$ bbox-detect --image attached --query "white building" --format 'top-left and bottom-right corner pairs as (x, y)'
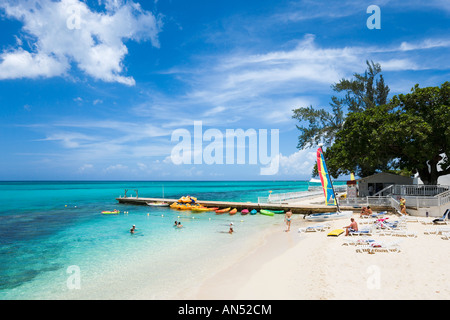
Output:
(357, 172), (414, 197)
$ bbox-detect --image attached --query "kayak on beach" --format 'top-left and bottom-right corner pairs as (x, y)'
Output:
(260, 209), (275, 216)
(190, 207), (218, 212)
(216, 207), (231, 214)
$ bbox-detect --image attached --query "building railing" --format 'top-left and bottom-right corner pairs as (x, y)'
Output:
(259, 184), (450, 211)
(340, 196), (392, 207)
(374, 184), (450, 197)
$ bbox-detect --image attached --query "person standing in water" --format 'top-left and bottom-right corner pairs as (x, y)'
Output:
(130, 225), (136, 234)
(285, 209), (293, 232)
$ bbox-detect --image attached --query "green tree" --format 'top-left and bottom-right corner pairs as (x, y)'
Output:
(292, 60), (389, 150)
(326, 82), (450, 184)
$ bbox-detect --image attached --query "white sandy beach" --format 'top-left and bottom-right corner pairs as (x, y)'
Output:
(182, 211), (450, 300)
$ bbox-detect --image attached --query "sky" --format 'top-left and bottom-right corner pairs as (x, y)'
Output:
(0, 0), (449, 181)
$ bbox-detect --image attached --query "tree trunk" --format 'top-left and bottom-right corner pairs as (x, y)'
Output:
(418, 160), (439, 185)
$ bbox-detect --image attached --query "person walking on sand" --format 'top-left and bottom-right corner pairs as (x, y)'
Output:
(344, 218), (358, 236)
(285, 209), (293, 232)
(400, 198), (407, 215)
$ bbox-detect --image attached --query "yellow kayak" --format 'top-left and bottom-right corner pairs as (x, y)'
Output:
(101, 210), (120, 215)
(191, 207), (218, 212)
(327, 229), (345, 237)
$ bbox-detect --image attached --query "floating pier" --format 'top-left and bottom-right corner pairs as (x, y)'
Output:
(116, 196), (393, 214)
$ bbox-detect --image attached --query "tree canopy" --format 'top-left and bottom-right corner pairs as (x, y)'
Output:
(292, 61), (449, 185)
(292, 61), (389, 150)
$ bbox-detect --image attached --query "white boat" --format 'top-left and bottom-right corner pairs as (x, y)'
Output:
(146, 186), (170, 207)
(146, 202), (170, 207)
(306, 210), (353, 222)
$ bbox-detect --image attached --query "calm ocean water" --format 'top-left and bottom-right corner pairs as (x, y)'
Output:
(0, 180), (339, 299)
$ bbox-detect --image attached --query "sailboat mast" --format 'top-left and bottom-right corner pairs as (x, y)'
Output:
(318, 145), (341, 212)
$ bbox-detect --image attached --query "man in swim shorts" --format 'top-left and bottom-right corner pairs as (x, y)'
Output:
(344, 218), (358, 236)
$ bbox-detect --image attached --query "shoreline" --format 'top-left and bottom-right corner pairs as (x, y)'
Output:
(178, 213), (450, 300)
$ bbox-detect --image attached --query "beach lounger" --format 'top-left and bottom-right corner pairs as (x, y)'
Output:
(298, 223), (331, 233)
(349, 226), (374, 236)
(419, 218), (434, 225)
(355, 240), (402, 253)
(424, 227), (450, 235)
(359, 218), (376, 225)
(441, 232), (450, 240)
(342, 238), (375, 246)
(424, 228), (438, 235)
(433, 209), (449, 225)
(399, 216), (418, 222)
(370, 211), (387, 218)
(437, 227), (450, 235)
(389, 230), (417, 238)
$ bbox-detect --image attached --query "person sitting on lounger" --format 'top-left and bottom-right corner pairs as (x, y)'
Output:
(344, 218), (358, 236)
(360, 207), (368, 218)
(360, 206), (373, 218)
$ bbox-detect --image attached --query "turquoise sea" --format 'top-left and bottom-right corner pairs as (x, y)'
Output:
(0, 180), (341, 299)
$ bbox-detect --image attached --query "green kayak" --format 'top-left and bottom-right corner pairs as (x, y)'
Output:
(260, 209), (275, 216)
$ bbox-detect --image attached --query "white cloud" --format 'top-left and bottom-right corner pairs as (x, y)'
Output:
(0, 0), (162, 85)
(105, 164), (128, 171)
(0, 49), (68, 80)
(144, 33), (450, 126)
(278, 149), (316, 177)
(78, 163), (94, 172)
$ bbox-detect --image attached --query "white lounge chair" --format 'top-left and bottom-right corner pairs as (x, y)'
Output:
(355, 240), (402, 253)
(424, 227), (450, 235)
(441, 232), (450, 240)
(343, 238), (375, 246)
(433, 209), (449, 225)
(437, 227), (450, 235)
(349, 226), (374, 236)
(419, 218), (434, 225)
(298, 223), (331, 233)
(424, 228), (438, 235)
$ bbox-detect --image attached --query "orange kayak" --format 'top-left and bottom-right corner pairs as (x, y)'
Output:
(215, 207), (231, 214)
(229, 208), (237, 215)
(191, 207), (218, 212)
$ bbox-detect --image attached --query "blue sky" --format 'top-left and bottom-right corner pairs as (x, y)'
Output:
(0, 0), (449, 181)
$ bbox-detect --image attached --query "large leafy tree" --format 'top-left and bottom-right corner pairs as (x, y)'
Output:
(292, 60), (389, 150)
(325, 82), (450, 184)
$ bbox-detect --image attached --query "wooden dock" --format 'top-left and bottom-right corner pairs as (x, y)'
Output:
(116, 197), (393, 214)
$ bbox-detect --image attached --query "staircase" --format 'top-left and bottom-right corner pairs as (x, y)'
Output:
(373, 184), (450, 217)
